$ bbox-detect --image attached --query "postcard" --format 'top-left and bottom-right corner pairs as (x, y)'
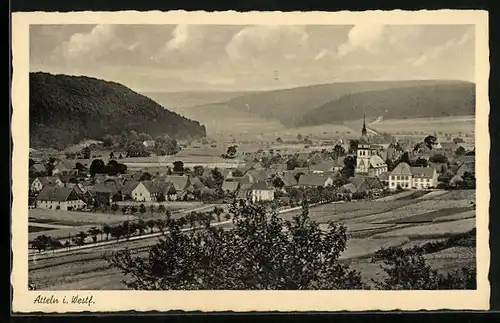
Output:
(11, 10), (490, 312)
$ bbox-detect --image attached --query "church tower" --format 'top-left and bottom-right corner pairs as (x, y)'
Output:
(356, 115), (372, 175)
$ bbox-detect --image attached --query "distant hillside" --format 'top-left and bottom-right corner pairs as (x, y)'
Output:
(223, 80), (468, 126)
(297, 82), (475, 127)
(142, 90), (256, 110)
(30, 72), (206, 149)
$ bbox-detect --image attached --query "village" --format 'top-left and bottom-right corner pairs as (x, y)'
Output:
(27, 116), (476, 254)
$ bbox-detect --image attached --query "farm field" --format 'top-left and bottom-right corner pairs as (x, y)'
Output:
(369, 116), (475, 136)
(29, 189), (477, 290)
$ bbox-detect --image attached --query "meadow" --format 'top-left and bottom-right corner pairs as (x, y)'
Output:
(28, 189), (477, 290)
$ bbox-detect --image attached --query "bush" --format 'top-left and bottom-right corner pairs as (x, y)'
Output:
(106, 201), (365, 290)
(372, 246), (476, 290)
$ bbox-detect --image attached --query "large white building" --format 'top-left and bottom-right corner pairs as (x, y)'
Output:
(251, 181), (275, 203)
(388, 162), (438, 190)
(355, 116), (388, 177)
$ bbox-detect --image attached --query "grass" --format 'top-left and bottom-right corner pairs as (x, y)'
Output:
(432, 210), (475, 223)
(339, 237), (410, 260)
(435, 190), (476, 201)
(372, 218), (476, 239)
(396, 190), (430, 200)
(29, 226), (55, 233)
(383, 206), (474, 224)
(29, 209), (138, 226)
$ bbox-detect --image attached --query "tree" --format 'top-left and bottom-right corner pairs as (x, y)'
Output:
(88, 227), (101, 243)
(155, 219), (166, 234)
(158, 204), (166, 214)
(106, 160), (127, 176)
(121, 206), (128, 215)
(226, 146), (237, 158)
(131, 206), (138, 214)
(341, 155), (356, 179)
(332, 144), (346, 159)
(82, 146), (92, 159)
(140, 172), (152, 181)
(193, 166), (204, 177)
(109, 152), (115, 159)
(455, 146), (466, 156)
(413, 157), (428, 168)
(106, 201), (364, 290)
(72, 231), (88, 246)
(286, 158), (299, 170)
(276, 137), (283, 144)
(423, 135), (438, 149)
(103, 224), (112, 240)
(372, 246), (475, 290)
(232, 169), (244, 177)
(173, 161), (184, 174)
(211, 168), (225, 188)
(297, 134), (303, 141)
(146, 219), (156, 233)
(136, 219), (146, 235)
(139, 204), (147, 217)
(272, 176), (285, 189)
(348, 140), (359, 154)
(102, 135), (114, 148)
(429, 154), (448, 164)
(89, 159), (106, 176)
(149, 205), (156, 216)
(453, 137), (465, 144)
(213, 206), (224, 223)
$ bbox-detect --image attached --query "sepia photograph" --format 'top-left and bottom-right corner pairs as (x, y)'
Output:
(11, 10), (489, 312)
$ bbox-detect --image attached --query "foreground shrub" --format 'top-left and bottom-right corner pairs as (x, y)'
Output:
(372, 246), (476, 290)
(106, 201), (365, 290)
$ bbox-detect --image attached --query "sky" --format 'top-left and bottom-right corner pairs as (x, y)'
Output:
(30, 24), (475, 92)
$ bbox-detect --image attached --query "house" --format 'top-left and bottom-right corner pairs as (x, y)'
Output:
(251, 181), (275, 203)
(222, 181), (239, 194)
(336, 183), (357, 198)
(29, 164), (47, 175)
(36, 185), (87, 211)
(310, 160), (339, 174)
(276, 172), (298, 187)
(450, 175), (464, 187)
(297, 174), (334, 187)
(121, 180), (141, 200)
(91, 179), (124, 205)
(131, 181), (174, 202)
(454, 161), (475, 177)
(164, 175), (192, 194)
(388, 162), (438, 190)
(30, 176), (63, 193)
(237, 183), (252, 200)
(349, 176), (384, 192)
(440, 141), (459, 155)
(52, 159), (76, 175)
(309, 153), (325, 165)
(295, 152), (310, 165)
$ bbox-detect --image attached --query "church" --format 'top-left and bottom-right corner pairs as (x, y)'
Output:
(355, 116), (388, 177)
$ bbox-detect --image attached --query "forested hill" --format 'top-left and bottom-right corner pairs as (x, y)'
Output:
(29, 72), (206, 149)
(296, 82), (475, 127)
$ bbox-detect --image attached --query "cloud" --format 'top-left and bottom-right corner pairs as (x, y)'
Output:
(165, 25), (190, 51)
(225, 25), (309, 61)
(412, 30), (473, 66)
(337, 24), (385, 58)
(59, 25), (116, 60)
(314, 49), (327, 61)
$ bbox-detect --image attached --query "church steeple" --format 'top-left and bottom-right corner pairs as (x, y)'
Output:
(361, 114), (367, 137)
(360, 114), (369, 144)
